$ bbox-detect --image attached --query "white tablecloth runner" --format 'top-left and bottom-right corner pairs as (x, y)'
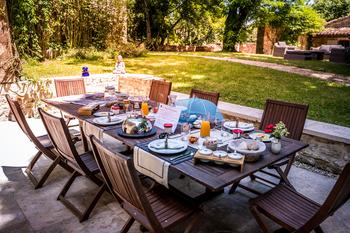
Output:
(133, 147), (170, 188)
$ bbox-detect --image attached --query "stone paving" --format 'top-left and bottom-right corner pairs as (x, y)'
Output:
(197, 56), (350, 86)
(0, 119), (349, 233)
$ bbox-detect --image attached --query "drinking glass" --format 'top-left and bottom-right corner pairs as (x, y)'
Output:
(168, 94), (177, 106)
(230, 139), (242, 156)
(141, 102), (149, 116)
(123, 99), (130, 113)
(200, 120), (211, 138)
(181, 123), (190, 141)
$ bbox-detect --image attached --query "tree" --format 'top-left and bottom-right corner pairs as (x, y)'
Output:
(223, 0), (261, 51)
(313, 0), (350, 21)
(0, 0), (21, 84)
(256, 0), (324, 44)
(128, 0), (223, 49)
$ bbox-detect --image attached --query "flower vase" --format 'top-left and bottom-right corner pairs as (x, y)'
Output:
(271, 138), (282, 154)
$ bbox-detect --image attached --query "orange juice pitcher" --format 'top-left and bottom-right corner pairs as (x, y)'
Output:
(141, 102), (149, 116)
(200, 120), (211, 138)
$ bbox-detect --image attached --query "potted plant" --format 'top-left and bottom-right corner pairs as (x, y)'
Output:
(266, 121), (289, 154)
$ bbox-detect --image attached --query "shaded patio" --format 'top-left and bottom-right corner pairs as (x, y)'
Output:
(1, 119), (349, 233)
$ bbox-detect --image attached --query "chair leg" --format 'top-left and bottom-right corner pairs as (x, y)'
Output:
(120, 216), (135, 233)
(228, 181), (240, 194)
(314, 226), (324, 233)
(79, 183), (106, 222)
(250, 174), (256, 181)
(58, 171), (81, 199)
(184, 213), (200, 233)
(283, 154), (295, 178)
(27, 151), (42, 170)
(25, 151), (60, 189)
(58, 171), (105, 222)
(249, 205), (273, 233)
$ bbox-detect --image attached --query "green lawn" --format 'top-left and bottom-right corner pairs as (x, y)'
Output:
(152, 51), (350, 77)
(23, 53), (350, 127)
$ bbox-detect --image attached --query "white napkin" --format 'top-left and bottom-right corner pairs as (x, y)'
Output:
(133, 147), (170, 188)
(82, 121), (127, 152)
(83, 121), (103, 140)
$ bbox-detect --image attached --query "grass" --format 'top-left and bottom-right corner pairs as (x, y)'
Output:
(22, 53), (350, 127)
(152, 51), (350, 76)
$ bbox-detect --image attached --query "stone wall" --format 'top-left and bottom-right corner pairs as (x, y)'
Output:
(297, 135), (350, 174)
(238, 43), (256, 54)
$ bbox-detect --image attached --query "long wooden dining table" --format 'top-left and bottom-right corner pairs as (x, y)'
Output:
(43, 96), (308, 197)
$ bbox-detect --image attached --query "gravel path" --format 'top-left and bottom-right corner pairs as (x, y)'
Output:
(197, 55), (350, 86)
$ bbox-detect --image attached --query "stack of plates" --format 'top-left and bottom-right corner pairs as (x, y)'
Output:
(223, 121), (254, 132)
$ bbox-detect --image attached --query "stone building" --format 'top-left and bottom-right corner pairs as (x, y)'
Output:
(312, 15), (350, 47)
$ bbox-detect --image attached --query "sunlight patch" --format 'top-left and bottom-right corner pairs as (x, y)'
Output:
(191, 74), (206, 80)
(173, 82), (192, 88)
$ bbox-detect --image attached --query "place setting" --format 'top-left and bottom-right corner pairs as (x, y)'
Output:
(136, 122), (197, 165)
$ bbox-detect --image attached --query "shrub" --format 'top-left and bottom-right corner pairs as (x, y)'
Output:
(117, 43), (148, 58)
(64, 48), (105, 61)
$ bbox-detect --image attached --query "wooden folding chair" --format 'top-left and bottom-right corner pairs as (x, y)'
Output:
(249, 162), (350, 233)
(229, 99), (308, 194)
(190, 89), (220, 106)
(38, 108), (105, 222)
(149, 80), (172, 104)
(5, 94), (72, 189)
(54, 78), (86, 97)
(89, 135), (201, 233)
(54, 78), (86, 126)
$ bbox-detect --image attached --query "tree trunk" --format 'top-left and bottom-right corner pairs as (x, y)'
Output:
(223, 1), (261, 52)
(0, 0), (20, 85)
(143, 0), (152, 46)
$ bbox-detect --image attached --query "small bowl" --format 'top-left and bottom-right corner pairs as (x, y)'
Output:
(198, 148), (212, 162)
(213, 150), (228, 165)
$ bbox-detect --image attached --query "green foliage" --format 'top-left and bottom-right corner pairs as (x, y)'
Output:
(222, 0), (324, 50)
(128, 0), (224, 49)
(223, 0), (261, 51)
(117, 44), (148, 58)
(7, 0), (126, 59)
(257, 0), (325, 44)
(312, 0), (350, 21)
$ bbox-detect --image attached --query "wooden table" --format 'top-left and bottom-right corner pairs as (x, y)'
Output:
(44, 97), (308, 193)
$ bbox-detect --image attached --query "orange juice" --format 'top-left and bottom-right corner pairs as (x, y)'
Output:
(200, 120), (211, 137)
(141, 102), (149, 116)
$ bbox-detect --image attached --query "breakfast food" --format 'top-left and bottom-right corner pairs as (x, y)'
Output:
(238, 141), (260, 151)
(188, 135), (199, 144)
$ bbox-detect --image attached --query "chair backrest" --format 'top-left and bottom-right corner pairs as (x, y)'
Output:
(260, 99), (309, 140)
(190, 89), (220, 106)
(299, 163), (350, 232)
(89, 136), (164, 232)
(5, 94), (51, 154)
(54, 78), (86, 97)
(149, 80), (172, 104)
(38, 108), (81, 167)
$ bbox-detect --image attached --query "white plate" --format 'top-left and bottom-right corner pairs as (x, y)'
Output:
(92, 116), (123, 126)
(93, 112), (114, 117)
(249, 132), (271, 142)
(223, 121), (254, 132)
(148, 139), (188, 155)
